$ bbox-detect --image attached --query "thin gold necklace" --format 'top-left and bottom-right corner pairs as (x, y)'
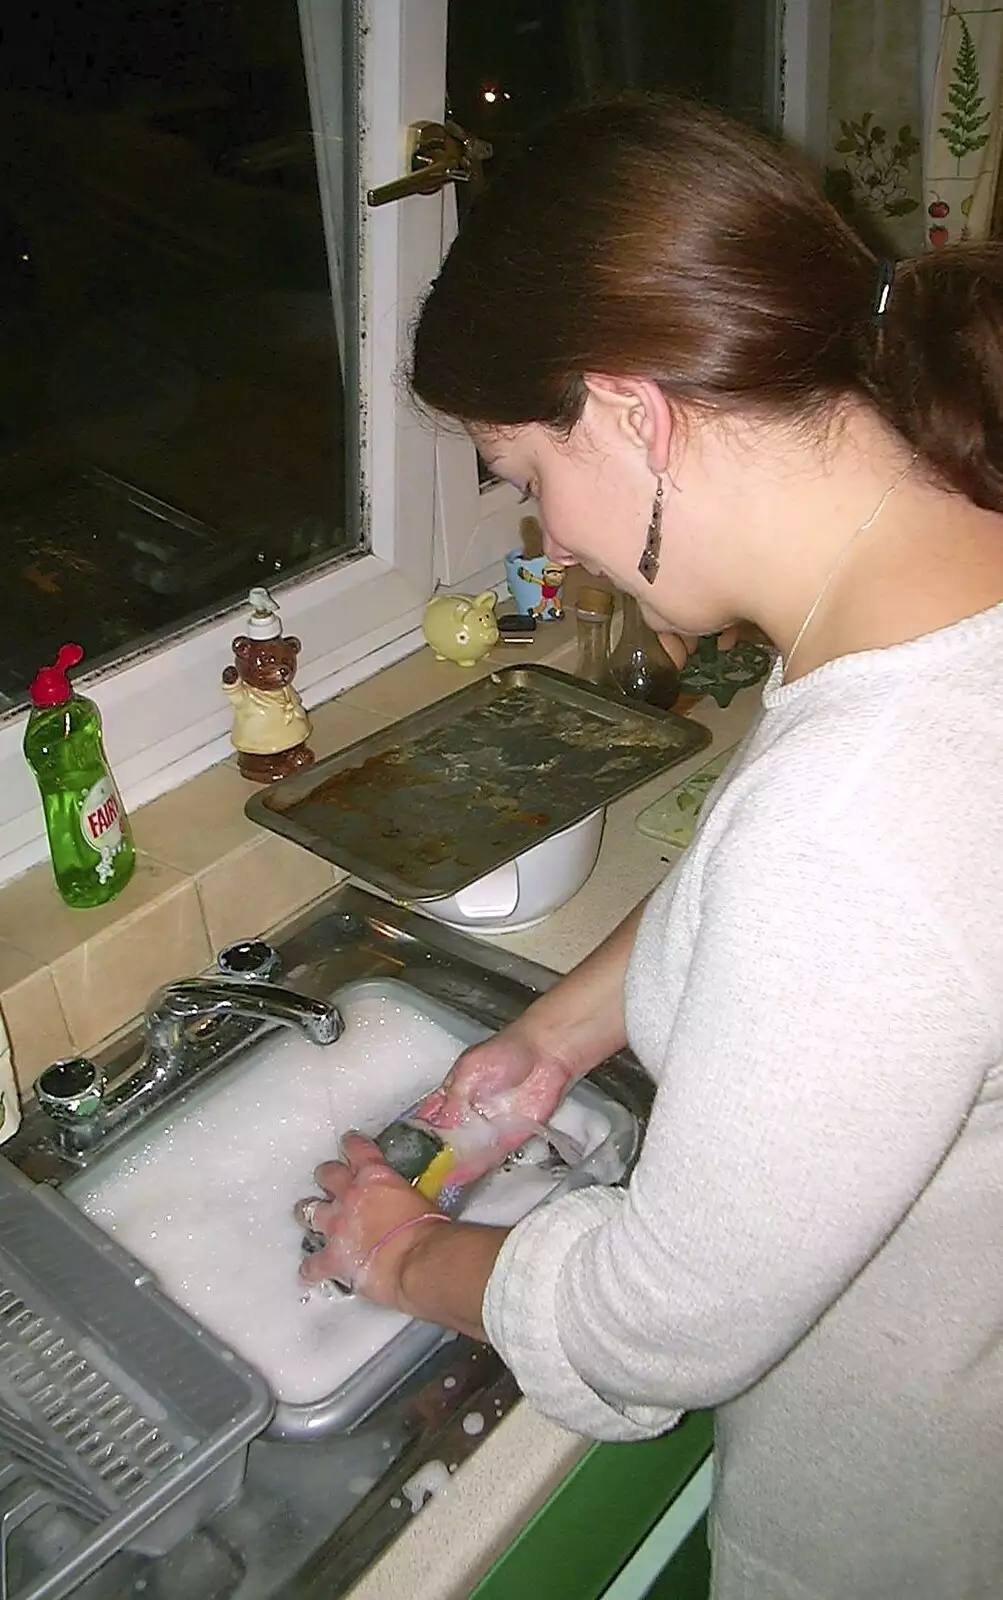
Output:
(783, 454), (917, 683)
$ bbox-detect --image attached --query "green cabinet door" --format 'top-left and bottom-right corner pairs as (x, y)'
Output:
(470, 1411), (713, 1600)
(646, 1517), (711, 1599)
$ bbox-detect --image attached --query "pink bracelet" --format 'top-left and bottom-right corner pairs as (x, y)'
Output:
(357, 1211), (452, 1280)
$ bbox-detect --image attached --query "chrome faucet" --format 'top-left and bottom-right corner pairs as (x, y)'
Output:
(35, 941), (344, 1156)
(145, 975), (344, 1063)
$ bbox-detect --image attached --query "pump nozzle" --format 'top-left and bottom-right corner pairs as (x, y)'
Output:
(246, 588), (282, 640)
(29, 644), (85, 709)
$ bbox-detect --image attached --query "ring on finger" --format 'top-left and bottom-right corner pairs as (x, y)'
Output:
(298, 1196), (324, 1232)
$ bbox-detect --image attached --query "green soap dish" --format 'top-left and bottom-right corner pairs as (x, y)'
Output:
(635, 744), (737, 849)
(679, 636), (774, 708)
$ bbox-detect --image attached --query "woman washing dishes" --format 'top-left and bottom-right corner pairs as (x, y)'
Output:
(297, 95), (1003, 1598)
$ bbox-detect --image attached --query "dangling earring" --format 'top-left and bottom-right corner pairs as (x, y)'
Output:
(637, 478), (663, 584)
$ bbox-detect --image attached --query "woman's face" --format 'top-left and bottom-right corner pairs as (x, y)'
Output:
(472, 418), (638, 580)
(471, 407), (743, 639)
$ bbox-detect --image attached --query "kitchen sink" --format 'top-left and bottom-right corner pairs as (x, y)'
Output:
(5, 884), (654, 1600)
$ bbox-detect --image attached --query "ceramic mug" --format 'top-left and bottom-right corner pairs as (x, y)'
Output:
(504, 551), (566, 620)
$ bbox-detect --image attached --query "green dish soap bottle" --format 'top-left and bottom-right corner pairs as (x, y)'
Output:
(24, 644), (136, 909)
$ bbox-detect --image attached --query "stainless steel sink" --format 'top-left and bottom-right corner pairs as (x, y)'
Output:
(5, 883), (654, 1600)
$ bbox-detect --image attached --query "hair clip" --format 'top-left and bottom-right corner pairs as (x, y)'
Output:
(873, 259), (897, 322)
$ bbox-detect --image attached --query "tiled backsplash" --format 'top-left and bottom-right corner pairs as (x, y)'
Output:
(0, 613), (582, 1093)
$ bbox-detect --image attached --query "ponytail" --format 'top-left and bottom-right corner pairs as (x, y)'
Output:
(862, 247), (1003, 512)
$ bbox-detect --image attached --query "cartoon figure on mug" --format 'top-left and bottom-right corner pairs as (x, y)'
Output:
(518, 559), (566, 619)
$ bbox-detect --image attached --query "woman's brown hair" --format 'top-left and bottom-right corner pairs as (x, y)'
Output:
(410, 93), (1003, 512)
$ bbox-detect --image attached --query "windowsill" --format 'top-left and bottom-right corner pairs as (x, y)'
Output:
(0, 599), (586, 1094)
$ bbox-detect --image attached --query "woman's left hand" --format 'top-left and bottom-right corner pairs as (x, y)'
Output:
(295, 1133), (448, 1306)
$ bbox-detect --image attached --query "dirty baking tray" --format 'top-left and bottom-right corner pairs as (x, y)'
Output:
(0, 1156), (273, 1600)
(246, 664), (710, 902)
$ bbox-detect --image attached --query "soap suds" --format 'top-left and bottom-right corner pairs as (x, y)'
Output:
(402, 1460), (452, 1514)
(69, 992), (609, 1406)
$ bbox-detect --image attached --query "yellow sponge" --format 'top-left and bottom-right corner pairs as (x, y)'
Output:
(415, 1145), (459, 1201)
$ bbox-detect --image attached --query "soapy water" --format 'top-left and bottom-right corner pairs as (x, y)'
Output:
(402, 1460), (452, 1514)
(70, 993), (609, 1406)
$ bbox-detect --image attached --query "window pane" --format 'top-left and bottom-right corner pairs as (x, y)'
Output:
(448, 0), (778, 162)
(0, 0), (357, 712)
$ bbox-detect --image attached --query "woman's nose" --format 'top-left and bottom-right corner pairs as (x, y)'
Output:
(543, 534), (576, 564)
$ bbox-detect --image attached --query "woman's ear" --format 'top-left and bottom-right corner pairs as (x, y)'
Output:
(583, 374), (673, 475)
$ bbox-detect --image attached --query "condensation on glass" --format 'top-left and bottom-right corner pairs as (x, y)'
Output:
(0, 0), (356, 711)
(447, 0), (780, 487)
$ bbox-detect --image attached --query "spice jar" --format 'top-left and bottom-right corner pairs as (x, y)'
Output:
(574, 586), (615, 687)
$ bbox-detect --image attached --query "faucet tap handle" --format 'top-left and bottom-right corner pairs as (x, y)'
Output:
(36, 1057), (107, 1144)
(216, 940), (280, 982)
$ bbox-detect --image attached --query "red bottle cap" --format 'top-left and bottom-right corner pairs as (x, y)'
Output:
(29, 644), (85, 708)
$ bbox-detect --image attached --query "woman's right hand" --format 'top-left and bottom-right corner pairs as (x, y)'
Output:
(413, 897), (646, 1188)
(414, 1022), (576, 1186)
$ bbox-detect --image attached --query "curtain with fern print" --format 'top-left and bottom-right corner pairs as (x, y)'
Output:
(825, 0), (925, 255)
(925, 3), (1003, 247)
(825, 2), (1003, 254)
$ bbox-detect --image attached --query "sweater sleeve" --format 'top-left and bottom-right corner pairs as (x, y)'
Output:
(481, 821), (1000, 1441)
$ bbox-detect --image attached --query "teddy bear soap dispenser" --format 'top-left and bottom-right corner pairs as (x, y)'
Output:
(222, 587), (314, 782)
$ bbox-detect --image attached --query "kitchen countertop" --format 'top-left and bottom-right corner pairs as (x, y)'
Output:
(346, 687), (761, 1600)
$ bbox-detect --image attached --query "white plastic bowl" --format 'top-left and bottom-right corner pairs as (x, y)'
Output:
(414, 808), (605, 933)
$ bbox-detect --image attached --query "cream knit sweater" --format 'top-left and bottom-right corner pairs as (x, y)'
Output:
(483, 605), (1003, 1599)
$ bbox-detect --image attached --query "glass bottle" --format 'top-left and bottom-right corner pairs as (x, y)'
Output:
(574, 586), (615, 686)
(607, 593), (681, 711)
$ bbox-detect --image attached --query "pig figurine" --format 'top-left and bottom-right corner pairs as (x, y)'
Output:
(422, 591), (499, 667)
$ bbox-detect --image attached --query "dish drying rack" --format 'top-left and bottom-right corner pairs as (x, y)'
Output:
(0, 1157), (272, 1600)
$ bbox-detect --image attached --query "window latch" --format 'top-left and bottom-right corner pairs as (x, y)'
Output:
(366, 120), (492, 208)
